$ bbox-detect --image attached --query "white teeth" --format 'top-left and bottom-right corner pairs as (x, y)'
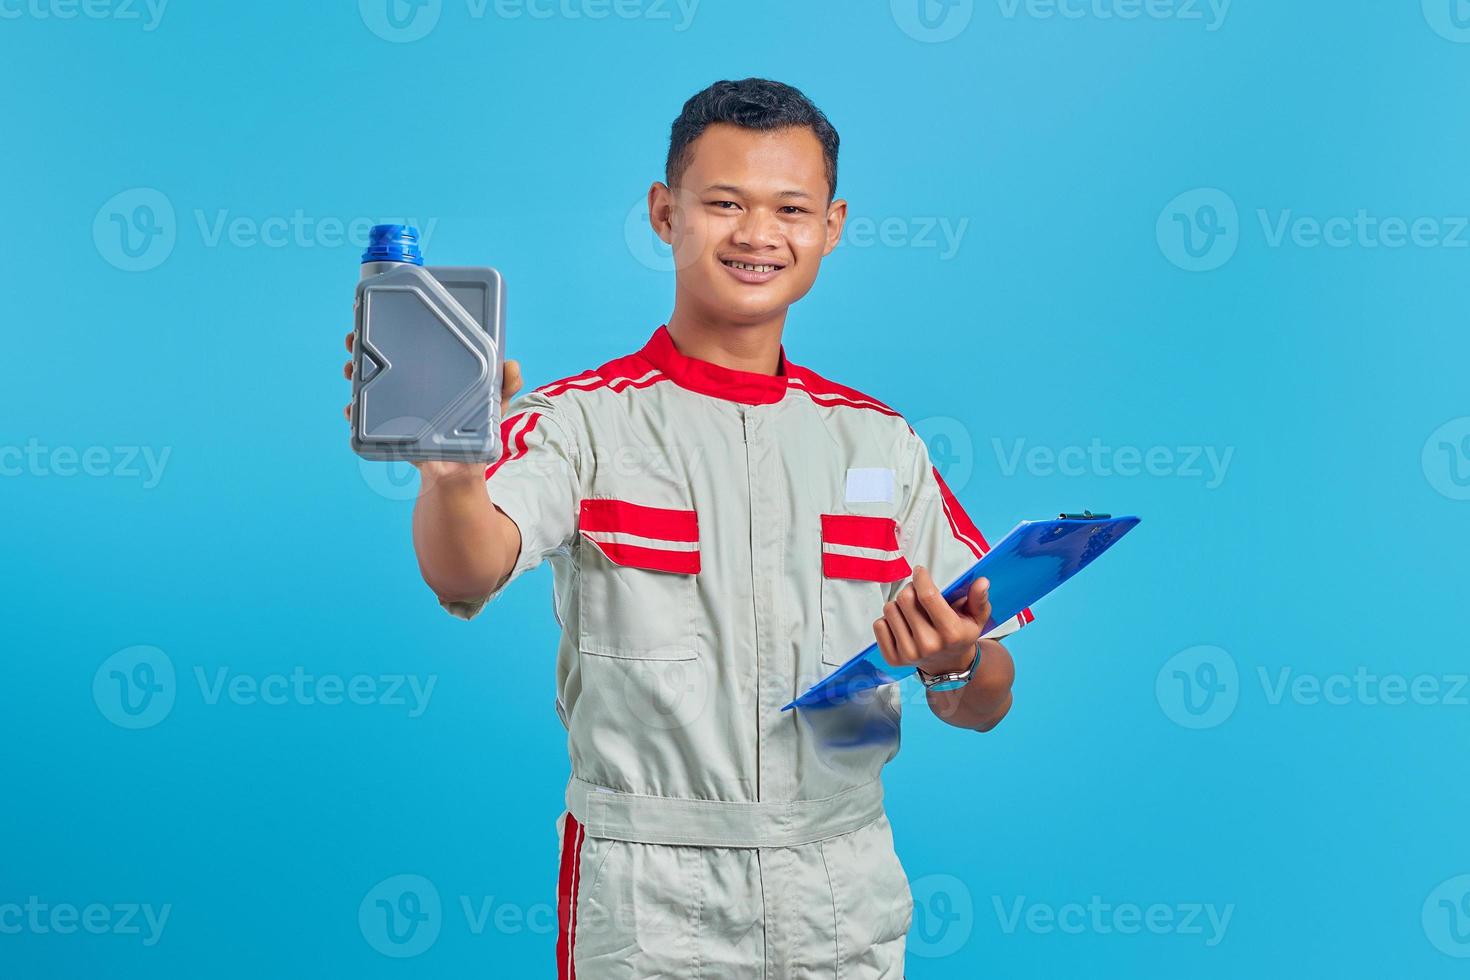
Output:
(726, 260), (778, 273)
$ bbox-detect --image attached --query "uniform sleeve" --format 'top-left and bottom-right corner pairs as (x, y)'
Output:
(438, 389), (581, 620)
(887, 427), (1033, 639)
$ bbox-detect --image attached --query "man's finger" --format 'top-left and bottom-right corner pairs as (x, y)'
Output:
(966, 576), (993, 626)
(912, 565), (967, 644)
(873, 618), (899, 666)
(896, 581), (943, 653)
(344, 330), (354, 353)
(343, 359), (353, 380)
(882, 599), (918, 663)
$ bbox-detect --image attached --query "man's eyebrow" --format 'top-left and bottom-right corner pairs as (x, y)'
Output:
(701, 184), (816, 200)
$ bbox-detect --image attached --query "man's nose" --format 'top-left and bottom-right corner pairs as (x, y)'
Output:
(733, 207), (782, 250)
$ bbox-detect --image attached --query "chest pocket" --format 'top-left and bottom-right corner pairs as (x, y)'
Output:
(577, 498), (700, 661)
(819, 513), (912, 666)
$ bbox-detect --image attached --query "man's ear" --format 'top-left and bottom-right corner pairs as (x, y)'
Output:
(648, 181), (674, 246)
(822, 197), (848, 257)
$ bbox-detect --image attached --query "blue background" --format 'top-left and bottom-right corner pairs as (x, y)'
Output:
(5, 0), (1468, 976)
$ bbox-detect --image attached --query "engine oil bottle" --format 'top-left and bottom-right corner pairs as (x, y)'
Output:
(350, 224), (505, 463)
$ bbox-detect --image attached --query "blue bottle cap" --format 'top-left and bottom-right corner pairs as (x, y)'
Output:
(362, 224), (424, 265)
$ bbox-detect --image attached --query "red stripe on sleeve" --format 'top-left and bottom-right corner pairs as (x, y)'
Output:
(484, 411), (543, 481)
(931, 466), (990, 560)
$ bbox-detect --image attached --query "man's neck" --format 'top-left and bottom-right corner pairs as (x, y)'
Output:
(665, 304), (786, 377)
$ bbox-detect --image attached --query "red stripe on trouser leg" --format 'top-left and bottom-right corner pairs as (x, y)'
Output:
(577, 499), (699, 541)
(819, 513), (901, 550)
(557, 813), (585, 980)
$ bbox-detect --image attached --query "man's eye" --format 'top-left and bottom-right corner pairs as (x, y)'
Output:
(780, 206), (809, 215)
(709, 200), (740, 210)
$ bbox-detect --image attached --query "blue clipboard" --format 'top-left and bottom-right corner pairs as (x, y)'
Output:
(782, 515), (1141, 711)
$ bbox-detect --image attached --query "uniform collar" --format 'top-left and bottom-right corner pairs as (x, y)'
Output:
(639, 323), (791, 405)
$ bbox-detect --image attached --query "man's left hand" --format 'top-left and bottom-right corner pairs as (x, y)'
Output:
(873, 565), (989, 676)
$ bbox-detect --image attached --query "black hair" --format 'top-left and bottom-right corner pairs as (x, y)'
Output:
(666, 78), (840, 200)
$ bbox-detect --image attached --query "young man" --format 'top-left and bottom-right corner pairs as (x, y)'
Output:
(344, 78), (1030, 978)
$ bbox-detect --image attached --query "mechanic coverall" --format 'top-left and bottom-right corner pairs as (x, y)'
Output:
(443, 324), (1029, 978)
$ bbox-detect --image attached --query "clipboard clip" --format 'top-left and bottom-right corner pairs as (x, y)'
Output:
(1059, 510), (1111, 520)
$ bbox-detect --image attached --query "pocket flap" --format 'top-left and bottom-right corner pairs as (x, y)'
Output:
(578, 499), (700, 574)
(820, 514), (911, 583)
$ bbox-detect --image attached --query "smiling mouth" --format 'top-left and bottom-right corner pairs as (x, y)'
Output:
(722, 259), (784, 273)
(719, 258), (787, 284)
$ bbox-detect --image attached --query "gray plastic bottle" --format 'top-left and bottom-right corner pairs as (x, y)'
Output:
(351, 224), (505, 463)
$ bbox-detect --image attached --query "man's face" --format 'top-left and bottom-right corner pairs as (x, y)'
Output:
(648, 123), (847, 326)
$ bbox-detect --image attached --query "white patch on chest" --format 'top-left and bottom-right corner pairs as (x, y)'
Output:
(844, 467), (896, 504)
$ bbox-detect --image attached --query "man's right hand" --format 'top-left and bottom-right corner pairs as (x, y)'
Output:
(341, 329), (524, 480)
(342, 329), (525, 606)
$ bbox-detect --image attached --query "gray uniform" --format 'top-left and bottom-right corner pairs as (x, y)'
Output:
(444, 325), (1029, 978)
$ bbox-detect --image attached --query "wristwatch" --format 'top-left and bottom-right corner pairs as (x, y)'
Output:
(916, 645), (980, 693)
